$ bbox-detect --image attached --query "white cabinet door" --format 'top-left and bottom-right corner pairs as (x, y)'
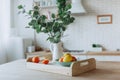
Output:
(7, 37), (32, 62)
(87, 56), (120, 61)
(74, 55), (88, 60)
(72, 54), (120, 61)
(87, 56), (104, 61)
(103, 56), (120, 61)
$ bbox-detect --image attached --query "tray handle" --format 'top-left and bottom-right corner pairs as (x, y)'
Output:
(71, 58), (96, 76)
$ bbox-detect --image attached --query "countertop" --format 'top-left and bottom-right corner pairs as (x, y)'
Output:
(27, 51), (120, 56)
(0, 59), (120, 80)
(70, 51), (120, 56)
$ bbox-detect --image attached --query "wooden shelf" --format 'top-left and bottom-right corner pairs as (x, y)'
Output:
(26, 51), (120, 57)
(26, 51), (52, 60)
(27, 51), (51, 55)
(72, 51), (120, 56)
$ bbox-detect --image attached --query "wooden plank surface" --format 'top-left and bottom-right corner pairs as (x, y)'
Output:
(86, 51), (120, 56)
(0, 59), (120, 80)
(71, 51), (120, 56)
(27, 51), (120, 56)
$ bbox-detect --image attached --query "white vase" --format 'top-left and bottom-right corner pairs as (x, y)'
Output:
(50, 42), (63, 62)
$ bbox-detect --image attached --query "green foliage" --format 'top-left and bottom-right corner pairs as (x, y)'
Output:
(18, 5), (23, 9)
(18, 0), (75, 43)
(92, 44), (101, 48)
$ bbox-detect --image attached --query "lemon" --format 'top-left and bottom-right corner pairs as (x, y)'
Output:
(63, 55), (72, 62)
(63, 53), (71, 57)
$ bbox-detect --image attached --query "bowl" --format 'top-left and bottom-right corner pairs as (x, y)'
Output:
(56, 61), (72, 67)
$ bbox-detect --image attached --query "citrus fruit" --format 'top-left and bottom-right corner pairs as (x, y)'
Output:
(42, 59), (49, 64)
(32, 56), (40, 63)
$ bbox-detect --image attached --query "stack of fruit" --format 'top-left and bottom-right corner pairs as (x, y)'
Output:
(57, 53), (77, 67)
(59, 53), (77, 62)
(27, 56), (49, 64)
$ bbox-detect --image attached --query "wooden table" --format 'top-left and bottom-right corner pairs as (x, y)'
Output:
(0, 59), (120, 80)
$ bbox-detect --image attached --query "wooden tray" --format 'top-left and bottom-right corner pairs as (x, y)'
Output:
(26, 58), (96, 76)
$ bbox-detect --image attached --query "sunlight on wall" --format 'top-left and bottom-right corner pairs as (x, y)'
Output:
(0, 0), (11, 40)
(0, 0), (11, 64)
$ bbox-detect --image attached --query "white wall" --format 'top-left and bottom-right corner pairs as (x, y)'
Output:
(13, 0), (120, 51)
(12, 0), (34, 38)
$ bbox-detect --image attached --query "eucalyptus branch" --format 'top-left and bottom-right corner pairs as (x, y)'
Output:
(18, 0), (75, 43)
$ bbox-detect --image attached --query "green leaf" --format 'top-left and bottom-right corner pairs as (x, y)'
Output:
(41, 15), (47, 21)
(41, 23), (46, 27)
(18, 5), (23, 9)
(70, 17), (75, 23)
(36, 29), (40, 33)
(34, 6), (39, 10)
(28, 10), (32, 15)
(65, 4), (71, 11)
(33, 11), (39, 17)
(28, 22), (32, 26)
(51, 13), (55, 18)
(42, 29), (48, 33)
(47, 37), (55, 43)
(61, 27), (66, 31)
(55, 32), (61, 38)
(31, 20), (36, 24)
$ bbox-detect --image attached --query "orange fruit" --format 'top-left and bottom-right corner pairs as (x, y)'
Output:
(32, 56), (40, 63)
(59, 57), (63, 62)
(71, 56), (77, 62)
(42, 59), (49, 64)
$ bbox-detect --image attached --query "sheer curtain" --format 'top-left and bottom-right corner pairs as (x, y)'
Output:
(0, 0), (11, 64)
